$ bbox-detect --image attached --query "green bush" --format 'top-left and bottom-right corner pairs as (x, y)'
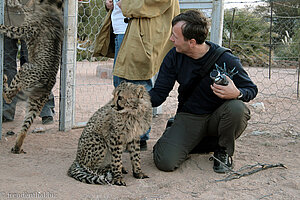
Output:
(222, 8), (271, 67)
(223, 4), (300, 65)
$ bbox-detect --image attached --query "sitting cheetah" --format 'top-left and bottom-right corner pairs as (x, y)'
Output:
(0, 0), (64, 153)
(68, 82), (152, 186)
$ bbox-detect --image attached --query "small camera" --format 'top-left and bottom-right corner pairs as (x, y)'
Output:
(210, 69), (228, 86)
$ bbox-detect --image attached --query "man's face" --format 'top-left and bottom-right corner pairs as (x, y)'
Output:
(170, 21), (190, 54)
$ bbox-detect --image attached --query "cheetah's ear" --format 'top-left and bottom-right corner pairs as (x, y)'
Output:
(136, 85), (145, 98)
(26, 0), (35, 7)
(119, 80), (127, 86)
(112, 88), (121, 107)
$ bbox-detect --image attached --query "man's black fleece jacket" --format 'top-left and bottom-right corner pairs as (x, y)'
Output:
(149, 41), (258, 115)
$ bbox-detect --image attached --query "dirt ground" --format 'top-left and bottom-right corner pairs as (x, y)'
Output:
(0, 62), (299, 199)
(0, 103), (299, 200)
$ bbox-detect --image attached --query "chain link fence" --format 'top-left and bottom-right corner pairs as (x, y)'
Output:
(0, 0), (299, 136)
(74, 0), (113, 126)
(73, 0), (300, 133)
(222, 0), (300, 133)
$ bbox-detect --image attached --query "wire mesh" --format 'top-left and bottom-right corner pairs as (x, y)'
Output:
(74, 0), (114, 125)
(73, 0), (300, 133)
(1, 0), (298, 135)
(222, 0), (300, 132)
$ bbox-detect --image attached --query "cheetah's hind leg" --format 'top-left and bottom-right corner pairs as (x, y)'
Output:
(11, 94), (48, 154)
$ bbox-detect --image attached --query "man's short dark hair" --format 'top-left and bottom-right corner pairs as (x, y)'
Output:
(172, 10), (209, 44)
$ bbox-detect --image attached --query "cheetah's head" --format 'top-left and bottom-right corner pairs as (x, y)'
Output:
(112, 81), (151, 112)
(39, 0), (64, 11)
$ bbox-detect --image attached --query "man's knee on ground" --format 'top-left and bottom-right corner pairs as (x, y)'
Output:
(153, 152), (177, 172)
(153, 144), (179, 172)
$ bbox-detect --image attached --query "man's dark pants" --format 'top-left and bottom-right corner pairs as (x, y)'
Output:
(153, 100), (251, 172)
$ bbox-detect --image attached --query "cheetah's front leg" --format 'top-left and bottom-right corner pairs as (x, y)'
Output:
(127, 139), (149, 179)
(108, 141), (126, 186)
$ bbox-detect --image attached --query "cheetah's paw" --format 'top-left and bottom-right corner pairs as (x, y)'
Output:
(133, 172), (149, 179)
(111, 177), (126, 186)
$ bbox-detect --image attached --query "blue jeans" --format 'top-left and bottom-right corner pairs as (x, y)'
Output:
(113, 34), (152, 141)
(113, 34), (124, 67)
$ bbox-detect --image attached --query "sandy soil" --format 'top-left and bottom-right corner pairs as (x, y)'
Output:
(0, 112), (299, 200)
(0, 62), (299, 200)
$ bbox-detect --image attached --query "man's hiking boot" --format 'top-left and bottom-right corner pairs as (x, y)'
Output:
(212, 148), (233, 173)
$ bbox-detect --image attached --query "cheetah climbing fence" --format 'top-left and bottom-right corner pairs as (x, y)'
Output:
(0, 0), (299, 139)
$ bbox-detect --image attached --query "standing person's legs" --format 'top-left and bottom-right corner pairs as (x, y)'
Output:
(113, 34), (125, 88)
(15, 40), (29, 101)
(40, 93), (55, 124)
(20, 40), (28, 66)
(153, 112), (210, 171)
(3, 36), (18, 121)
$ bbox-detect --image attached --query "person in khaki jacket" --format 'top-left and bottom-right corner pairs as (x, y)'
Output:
(93, 0), (180, 149)
(3, 0), (55, 125)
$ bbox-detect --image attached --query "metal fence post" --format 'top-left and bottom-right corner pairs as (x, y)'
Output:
(0, 0), (4, 140)
(297, 57), (300, 99)
(268, 1), (273, 79)
(59, 0), (78, 131)
(210, 0), (224, 45)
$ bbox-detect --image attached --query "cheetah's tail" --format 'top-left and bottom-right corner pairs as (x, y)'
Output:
(67, 161), (112, 185)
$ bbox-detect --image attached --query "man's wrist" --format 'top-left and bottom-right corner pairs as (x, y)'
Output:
(237, 89), (243, 100)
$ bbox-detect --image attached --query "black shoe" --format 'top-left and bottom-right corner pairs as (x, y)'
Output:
(124, 140), (147, 153)
(166, 116), (175, 129)
(212, 148), (233, 173)
(140, 140), (147, 151)
(6, 131), (15, 136)
(42, 116), (54, 124)
(2, 116), (13, 123)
